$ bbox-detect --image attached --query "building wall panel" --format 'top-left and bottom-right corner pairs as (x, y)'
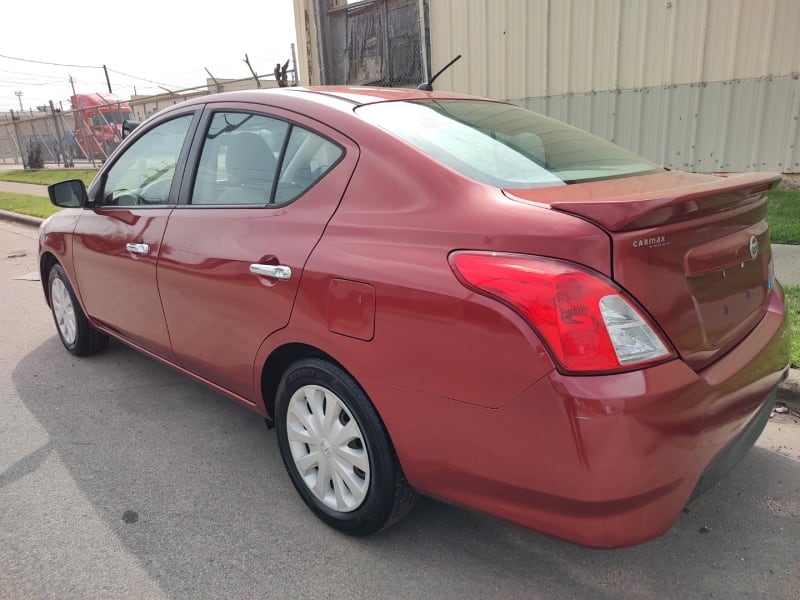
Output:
(515, 75), (800, 172)
(430, 0), (799, 95)
(295, 1), (799, 172)
(427, 0), (799, 171)
(772, 0), (800, 76)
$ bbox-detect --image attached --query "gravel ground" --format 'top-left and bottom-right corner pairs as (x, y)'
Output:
(778, 173), (800, 189)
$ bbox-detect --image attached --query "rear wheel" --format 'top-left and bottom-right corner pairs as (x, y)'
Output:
(48, 264), (108, 356)
(275, 357), (417, 535)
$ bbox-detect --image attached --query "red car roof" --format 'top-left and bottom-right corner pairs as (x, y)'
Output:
(180, 86), (488, 111)
(298, 85), (481, 104)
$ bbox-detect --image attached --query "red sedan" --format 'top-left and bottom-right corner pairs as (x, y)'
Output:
(40, 87), (790, 547)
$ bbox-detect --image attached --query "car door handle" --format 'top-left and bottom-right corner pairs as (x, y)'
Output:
(126, 243), (150, 254)
(250, 263), (292, 280)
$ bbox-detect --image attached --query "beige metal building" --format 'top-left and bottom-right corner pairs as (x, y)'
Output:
(294, 0), (800, 172)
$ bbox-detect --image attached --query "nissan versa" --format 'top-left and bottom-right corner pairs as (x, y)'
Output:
(39, 87), (790, 547)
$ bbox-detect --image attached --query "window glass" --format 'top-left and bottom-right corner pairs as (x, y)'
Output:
(356, 100), (659, 188)
(191, 112), (288, 205)
(101, 115), (193, 206)
(102, 110), (133, 124)
(274, 127), (344, 204)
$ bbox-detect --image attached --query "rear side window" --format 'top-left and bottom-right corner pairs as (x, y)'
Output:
(357, 100), (659, 188)
(191, 111), (343, 206)
(275, 127), (343, 204)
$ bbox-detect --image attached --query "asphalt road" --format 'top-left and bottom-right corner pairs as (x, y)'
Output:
(1, 220), (798, 600)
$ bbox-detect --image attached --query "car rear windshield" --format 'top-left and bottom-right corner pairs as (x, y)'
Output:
(356, 99), (659, 188)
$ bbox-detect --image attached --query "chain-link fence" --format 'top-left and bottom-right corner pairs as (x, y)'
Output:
(0, 49), (298, 168)
(0, 20), (432, 167)
(0, 101), (126, 168)
(0, 117), (22, 165)
(317, 0), (430, 87)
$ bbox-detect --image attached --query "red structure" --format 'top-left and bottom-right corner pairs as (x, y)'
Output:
(70, 93), (133, 159)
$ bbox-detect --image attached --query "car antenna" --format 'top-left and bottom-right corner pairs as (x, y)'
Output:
(418, 54), (462, 91)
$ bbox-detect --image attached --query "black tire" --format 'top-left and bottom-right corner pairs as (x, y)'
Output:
(48, 264), (108, 356)
(275, 357), (417, 536)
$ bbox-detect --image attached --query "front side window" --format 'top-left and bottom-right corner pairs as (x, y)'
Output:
(101, 115), (193, 206)
(191, 111), (344, 206)
(357, 100), (659, 188)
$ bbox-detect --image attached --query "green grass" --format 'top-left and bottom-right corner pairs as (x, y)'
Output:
(767, 188), (800, 245)
(785, 284), (800, 369)
(0, 170), (794, 242)
(0, 192), (61, 218)
(0, 169), (97, 187)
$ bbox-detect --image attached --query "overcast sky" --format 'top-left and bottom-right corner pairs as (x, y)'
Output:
(1, 0), (298, 112)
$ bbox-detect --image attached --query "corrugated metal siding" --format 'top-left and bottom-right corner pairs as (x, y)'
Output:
(518, 75), (800, 172)
(428, 0), (800, 171)
(430, 0), (800, 96)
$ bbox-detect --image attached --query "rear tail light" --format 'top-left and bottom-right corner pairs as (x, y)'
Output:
(450, 252), (674, 373)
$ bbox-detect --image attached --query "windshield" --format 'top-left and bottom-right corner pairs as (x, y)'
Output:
(101, 110), (133, 124)
(357, 99), (659, 188)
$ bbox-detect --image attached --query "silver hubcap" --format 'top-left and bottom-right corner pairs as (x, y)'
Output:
(287, 384), (370, 512)
(51, 278), (77, 345)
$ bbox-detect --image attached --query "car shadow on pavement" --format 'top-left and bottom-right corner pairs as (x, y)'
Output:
(11, 337), (800, 600)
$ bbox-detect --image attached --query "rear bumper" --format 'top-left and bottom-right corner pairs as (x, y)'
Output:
(382, 286), (790, 547)
(689, 386), (777, 501)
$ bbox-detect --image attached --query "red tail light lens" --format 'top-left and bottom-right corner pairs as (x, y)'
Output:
(450, 252), (674, 373)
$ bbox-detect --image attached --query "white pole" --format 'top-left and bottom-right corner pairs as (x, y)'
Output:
(418, 0), (428, 81)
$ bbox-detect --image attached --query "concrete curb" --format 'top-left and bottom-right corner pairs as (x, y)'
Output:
(777, 368), (800, 408)
(0, 208), (798, 404)
(0, 209), (44, 229)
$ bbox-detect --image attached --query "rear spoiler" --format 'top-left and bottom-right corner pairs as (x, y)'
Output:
(505, 172), (782, 232)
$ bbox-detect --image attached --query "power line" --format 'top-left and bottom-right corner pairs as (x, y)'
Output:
(0, 54), (180, 89)
(0, 53), (101, 69)
(1, 79), (68, 86)
(0, 67), (69, 79)
(105, 68), (180, 89)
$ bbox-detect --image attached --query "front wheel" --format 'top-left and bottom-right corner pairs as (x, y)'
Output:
(275, 358), (417, 536)
(48, 264), (108, 356)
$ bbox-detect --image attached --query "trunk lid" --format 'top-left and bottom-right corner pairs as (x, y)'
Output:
(505, 171), (782, 371)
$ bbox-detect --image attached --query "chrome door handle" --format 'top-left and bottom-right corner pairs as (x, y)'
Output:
(126, 243), (150, 254)
(250, 263), (292, 280)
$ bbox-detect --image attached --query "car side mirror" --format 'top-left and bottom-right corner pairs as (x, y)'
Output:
(122, 120), (141, 139)
(48, 179), (88, 208)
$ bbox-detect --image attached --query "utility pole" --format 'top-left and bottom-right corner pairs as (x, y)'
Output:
(69, 75), (76, 97)
(103, 65), (112, 93)
(243, 54), (262, 88)
(14, 90), (23, 112)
